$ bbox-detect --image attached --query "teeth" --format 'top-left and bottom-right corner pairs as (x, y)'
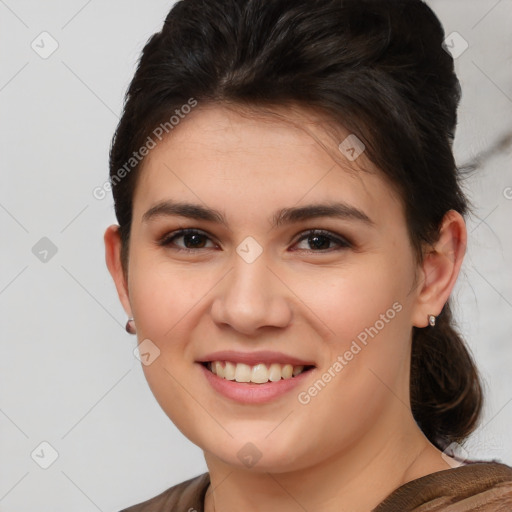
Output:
(251, 363), (269, 384)
(234, 363), (251, 382)
(224, 361), (236, 380)
(214, 361), (224, 378)
(282, 364), (293, 379)
(208, 361), (307, 383)
(268, 363), (282, 382)
(292, 365), (304, 376)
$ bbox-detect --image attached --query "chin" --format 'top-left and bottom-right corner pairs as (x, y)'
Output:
(202, 432), (313, 474)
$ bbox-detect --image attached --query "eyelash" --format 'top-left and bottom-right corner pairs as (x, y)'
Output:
(157, 228), (352, 254)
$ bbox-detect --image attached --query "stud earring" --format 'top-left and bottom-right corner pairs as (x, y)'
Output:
(126, 317), (136, 334)
(428, 314), (436, 327)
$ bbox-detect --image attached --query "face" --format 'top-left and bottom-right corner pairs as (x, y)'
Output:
(110, 104), (425, 473)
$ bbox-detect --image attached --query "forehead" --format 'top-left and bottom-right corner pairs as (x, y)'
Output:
(132, 104), (404, 226)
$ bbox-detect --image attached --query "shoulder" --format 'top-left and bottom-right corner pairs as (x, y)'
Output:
(119, 472), (210, 512)
(374, 460), (512, 511)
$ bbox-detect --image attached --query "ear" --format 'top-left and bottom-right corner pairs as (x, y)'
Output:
(104, 224), (132, 318)
(411, 210), (467, 328)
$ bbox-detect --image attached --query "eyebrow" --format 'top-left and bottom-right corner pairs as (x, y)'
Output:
(142, 200), (374, 228)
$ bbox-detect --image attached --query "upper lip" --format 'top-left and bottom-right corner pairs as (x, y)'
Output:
(197, 350), (316, 367)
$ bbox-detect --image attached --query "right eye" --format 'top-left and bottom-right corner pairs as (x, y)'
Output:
(158, 228), (218, 252)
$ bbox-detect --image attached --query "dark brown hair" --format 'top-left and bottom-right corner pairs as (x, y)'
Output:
(109, 0), (483, 450)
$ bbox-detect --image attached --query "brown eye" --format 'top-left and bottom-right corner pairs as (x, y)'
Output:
(293, 230), (351, 252)
(158, 229), (216, 251)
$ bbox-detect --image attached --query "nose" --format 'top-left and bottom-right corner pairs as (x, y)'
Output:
(210, 251), (293, 336)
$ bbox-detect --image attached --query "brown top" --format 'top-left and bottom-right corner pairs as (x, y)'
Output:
(119, 461), (512, 511)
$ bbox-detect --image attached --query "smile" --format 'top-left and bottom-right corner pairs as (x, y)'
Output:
(197, 350), (316, 403)
(205, 361), (313, 384)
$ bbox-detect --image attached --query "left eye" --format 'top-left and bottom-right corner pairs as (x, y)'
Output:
(293, 230), (351, 252)
(158, 228), (350, 252)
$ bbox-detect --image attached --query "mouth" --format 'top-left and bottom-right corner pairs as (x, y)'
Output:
(201, 361), (315, 384)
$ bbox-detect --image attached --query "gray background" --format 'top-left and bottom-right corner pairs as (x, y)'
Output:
(0, 1), (511, 510)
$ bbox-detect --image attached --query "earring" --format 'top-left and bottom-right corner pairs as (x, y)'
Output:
(428, 314), (436, 327)
(125, 317), (136, 334)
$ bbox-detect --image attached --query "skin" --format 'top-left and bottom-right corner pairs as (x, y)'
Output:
(105, 104), (467, 511)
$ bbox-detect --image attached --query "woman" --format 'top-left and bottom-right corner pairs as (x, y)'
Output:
(104, 0), (512, 510)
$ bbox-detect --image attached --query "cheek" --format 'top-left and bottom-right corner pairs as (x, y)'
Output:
(292, 277), (411, 455)
(128, 261), (209, 440)
(294, 258), (414, 399)
(294, 257), (410, 346)
(128, 255), (208, 346)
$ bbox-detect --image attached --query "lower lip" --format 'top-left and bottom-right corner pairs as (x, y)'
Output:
(198, 363), (314, 404)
